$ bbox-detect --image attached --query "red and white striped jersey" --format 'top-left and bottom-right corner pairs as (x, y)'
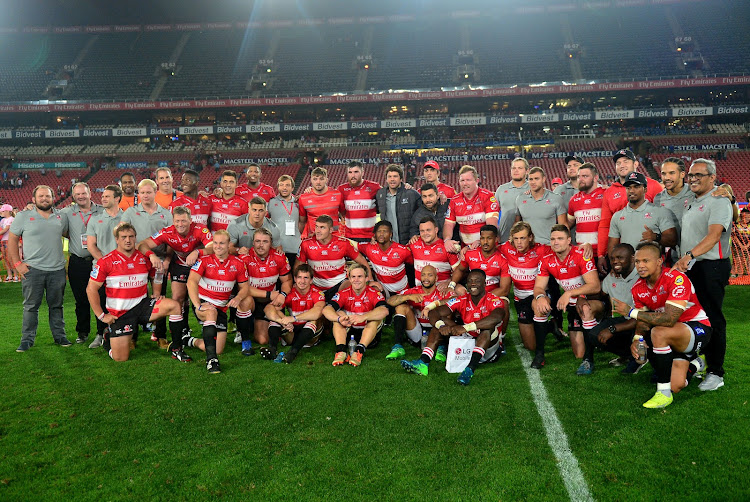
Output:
(150, 223), (212, 266)
(410, 238), (459, 285)
(499, 241), (552, 300)
(169, 194), (213, 226)
(437, 182), (456, 200)
(445, 292), (506, 336)
(460, 248), (510, 287)
(190, 254), (248, 311)
(236, 182), (276, 203)
(298, 188), (343, 236)
(568, 187), (605, 256)
(297, 236), (360, 290)
(400, 286), (454, 327)
(240, 247), (291, 291)
(358, 241), (412, 293)
(329, 286), (387, 327)
(208, 195), (249, 231)
(538, 246), (597, 305)
(445, 188), (499, 245)
(632, 269), (709, 326)
(90, 249), (152, 318)
(338, 180), (380, 240)
(284, 286), (326, 326)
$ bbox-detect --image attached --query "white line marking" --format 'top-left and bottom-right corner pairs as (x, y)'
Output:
(514, 341), (595, 502)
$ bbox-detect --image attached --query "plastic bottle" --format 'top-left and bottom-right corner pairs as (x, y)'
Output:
(636, 336), (647, 364)
(154, 271), (164, 285)
(420, 333), (428, 350)
(348, 334), (356, 356)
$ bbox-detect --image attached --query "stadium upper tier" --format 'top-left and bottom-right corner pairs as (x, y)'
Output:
(0, 0), (748, 102)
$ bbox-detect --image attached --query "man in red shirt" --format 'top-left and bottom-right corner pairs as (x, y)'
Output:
(263, 263), (326, 364)
(209, 170), (249, 231)
(186, 229), (252, 373)
(402, 269), (508, 385)
(531, 224), (601, 369)
(422, 160), (456, 203)
(410, 216), (460, 288)
(451, 225), (511, 298)
(597, 149), (662, 273)
(299, 167), (343, 237)
(323, 263), (389, 367)
(613, 241), (711, 409)
(358, 220), (412, 295)
(443, 165), (499, 251)
(567, 163), (606, 257)
(170, 169), (212, 226)
(86, 222), (188, 362)
(337, 161), (381, 244)
(235, 163), (276, 203)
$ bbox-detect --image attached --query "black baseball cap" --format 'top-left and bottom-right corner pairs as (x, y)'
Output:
(564, 155), (583, 165)
(623, 172), (647, 187)
(613, 149), (637, 162)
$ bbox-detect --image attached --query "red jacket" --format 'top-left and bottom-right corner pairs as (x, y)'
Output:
(597, 177), (663, 255)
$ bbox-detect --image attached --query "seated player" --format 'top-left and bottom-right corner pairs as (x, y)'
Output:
(322, 263), (388, 367)
(410, 216), (461, 291)
(263, 264), (326, 364)
(358, 220), (412, 296)
(86, 222), (189, 362)
(402, 270), (508, 385)
(385, 265), (455, 360)
(186, 230), (253, 374)
(451, 224), (511, 299)
(531, 225), (601, 369)
(613, 241), (711, 409)
(240, 227), (292, 350)
(575, 243), (638, 376)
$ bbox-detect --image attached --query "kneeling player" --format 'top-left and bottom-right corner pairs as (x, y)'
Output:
(263, 264), (326, 364)
(87, 222), (189, 362)
(186, 230), (252, 373)
(402, 270), (509, 385)
(613, 241), (711, 408)
(322, 263), (388, 367)
(384, 265), (454, 360)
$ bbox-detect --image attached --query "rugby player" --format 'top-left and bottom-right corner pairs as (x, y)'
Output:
(358, 220), (412, 296)
(236, 163), (276, 203)
(170, 169), (212, 226)
(443, 165), (499, 251)
(451, 224), (511, 298)
(208, 170), (249, 231)
(567, 163), (606, 257)
(298, 167), (343, 236)
(337, 161), (381, 244)
(410, 216), (460, 289)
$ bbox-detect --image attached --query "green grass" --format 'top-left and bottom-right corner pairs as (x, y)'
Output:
(0, 282), (748, 501)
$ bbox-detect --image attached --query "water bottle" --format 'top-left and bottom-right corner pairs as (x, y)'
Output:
(348, 334), (356, 356)
(636, 336), (647, 364)
(154, 271), (164, 285)
(420, 332), (428, 350)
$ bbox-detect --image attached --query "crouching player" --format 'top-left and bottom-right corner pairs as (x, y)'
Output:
(322, 263), (388, 367)
(86, 222), (189, 362)
(613, 241), (711, 409)
(384, 265), (454, 360)
(402, 270), (509, 385)
(186, 230), (252, 374)
(263, 264), (326, 364)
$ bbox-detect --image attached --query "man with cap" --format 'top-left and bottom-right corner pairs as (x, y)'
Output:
(608, 172), (677, 256)
(59, 182), (104, 344)
(554, 155), (583, 207)
(409, 183), (451, 243)
(423, 160), (456, 204)
(551, 178), (563, 191)
(495, 157), (530, 243)
(597, 149), (662, 274)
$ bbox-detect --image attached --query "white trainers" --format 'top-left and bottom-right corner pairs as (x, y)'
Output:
(88, 334), (103, 349)
(698, 373), (724, 391)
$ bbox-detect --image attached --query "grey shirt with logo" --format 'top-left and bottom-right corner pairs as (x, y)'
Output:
(227, 215), (282, 250)
(680, 187), (732, 261)
(515, 189), (567, 245)
(10, 209), (68, 271)
(609, 201), (674, 250)
(86, 209), (123, 263)
(59, 203), (104, 259)
(495, 180), (529, 242)
(267, 196), (302, 254)
(121, 203), (173, 258)
(602, 266), (639, 306)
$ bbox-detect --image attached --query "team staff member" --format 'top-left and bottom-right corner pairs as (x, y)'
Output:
(299, 167), (343, 237)
(236, 163), (276, 203)
(653, 157), (691, 227)
(118, 172), (137, 211)
(87, 222), (189, 363)
(613, 242), (711, 408)
(495, 157), (530, 243)
(86, 185), (124, 349)
(154, 167), (181, 209)
(554, 155), (583, 207)
(672, 158), (733, 392)
(10, 185), (71, 352)
(422, 160), (456, 203)
(60, 182), (103, 344)
(515, 167), (567, 245)
(322, 263), (389, 367)
(228, 196), (281, 254)
(338, 161), (381, 244)
(409, 183), (450, 242)
(375, 164), (421, 246)
(170, 169), (212, 226)
(444, 165), (499, 250)
(263, 264), (326, 364)
(267, 175), (302, 269)
(209, 170), (249, 231)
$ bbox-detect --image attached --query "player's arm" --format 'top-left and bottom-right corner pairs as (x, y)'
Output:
(442, 220), (457, 243)
(322, 301), (344, 323)
(467, 307), (505, 333)
(532, 273), (552, 314)
(387, 293), (421, 307)
(558, 269), (600, 310)
(491, 275), (512, 300)
(186, 270), (203, 308)
(291, 299), (326, 324)
(86, 278), (117, 324)
(630, 300), (686, 328)
(597, 198), (614, 257)
(567, 213), (576, 229)
(451, 261), (468, 284)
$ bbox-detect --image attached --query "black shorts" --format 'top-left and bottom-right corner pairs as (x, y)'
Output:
(514, 296), (534, 325)
(111, 297), (157, 338)
(566, 304), (582, 331)
(169, 262), (191, 283)
(254, 298), (270, 322)
(347, 323), (383, 349)
(192, 304), (228, 332)
(674, 321), (712, 360)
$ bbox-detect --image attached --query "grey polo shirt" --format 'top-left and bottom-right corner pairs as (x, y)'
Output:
(60, 203), (104, 259)
(385, 191), (400, 243)
(602, 266), (639, 306)
(680, 187), (732, 261)
(10, 209), (68, 271)
(653, 183), (692, 230)
(553, 181), (577, 208)
(121, 203), (172, 258)
(609, 201), (674, 249)
(267, 195), (302, 254)
(86, 209), (123, 263)
(515, 189), (566, 245)
(495, 180), (529, 242)
(227, 215), (282, 250)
